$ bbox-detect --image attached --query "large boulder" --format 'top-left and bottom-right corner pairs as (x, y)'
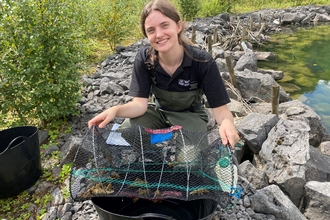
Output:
(235, 69), (290, 103)
(256, 119), (310, 206)
(303, 181), (330, 219)
(250, 185), (307, 220)
(255, 118), (330, 207)
(279, 100), (330, 147)
(238, 113), (279, 153)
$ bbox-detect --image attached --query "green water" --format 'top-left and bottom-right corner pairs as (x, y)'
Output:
(257, 24), (330, 133)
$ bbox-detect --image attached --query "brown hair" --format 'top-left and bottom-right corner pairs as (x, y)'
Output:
(140, 0), (193, 68)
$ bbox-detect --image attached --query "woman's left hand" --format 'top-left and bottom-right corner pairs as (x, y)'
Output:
(219, 119), (240, 150)
(212, 105), (239, 149)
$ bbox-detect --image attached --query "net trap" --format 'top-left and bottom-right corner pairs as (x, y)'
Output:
(70, 124), (241, 208)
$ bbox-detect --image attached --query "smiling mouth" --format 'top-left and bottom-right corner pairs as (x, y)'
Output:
(157, 39), (168, 44)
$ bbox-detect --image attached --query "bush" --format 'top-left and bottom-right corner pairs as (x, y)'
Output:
(77, 0), (148, 51)
(178, 0), (201, 21)
(0, 0), (85, 127)
(198, 0), (232, 17)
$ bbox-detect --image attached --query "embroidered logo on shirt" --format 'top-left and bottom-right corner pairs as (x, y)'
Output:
(178, 79), (190, 87)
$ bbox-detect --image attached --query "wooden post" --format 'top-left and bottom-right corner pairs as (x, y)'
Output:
(208, 35), (212, 54)
(271, 84), (280, 115)
(225, 53), (237, 88)
(213, 27), (218, 44)
(249, 16), (253, 30)
(191, 25), (196, 44)
(242, 27), (246, 42)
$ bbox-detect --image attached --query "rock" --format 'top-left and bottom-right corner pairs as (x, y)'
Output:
(303, 181), (330, 219)
(257, 68), (284, 80)
(239, 160), (268, 189)
(318, 141), (330, 156)
(313, 14), (330, 22)
(235, 69), (290, 103)
(234, 51), (258, 72)
(38, 130), (49, 145)
(279, 100), (330, 147)
(238, 113), (279, 153)
(257, 119), (310, 206)
(282, 12), (307, 25)
(255, 52), (277, 61)
(250, 185), (307, 220)
(60, 136), (83, 166)
(306, 146), (330, 182)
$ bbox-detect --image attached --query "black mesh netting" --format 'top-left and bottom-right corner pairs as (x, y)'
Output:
(70, 124), (241, 208)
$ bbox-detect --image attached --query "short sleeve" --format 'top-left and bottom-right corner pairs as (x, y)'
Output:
(200, 59), (230, 108)
(128, 47), (152, 98)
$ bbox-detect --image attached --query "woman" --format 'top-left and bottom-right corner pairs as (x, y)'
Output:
(88, 0), (239, 148)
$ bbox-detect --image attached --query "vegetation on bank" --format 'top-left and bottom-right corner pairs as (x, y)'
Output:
(0, 0), (329, 219)
(231, 0), (328, 13)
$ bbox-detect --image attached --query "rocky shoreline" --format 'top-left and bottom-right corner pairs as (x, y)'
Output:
(23, 5), (330, 220)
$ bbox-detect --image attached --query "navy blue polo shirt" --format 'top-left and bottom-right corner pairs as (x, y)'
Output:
(129, 44), (230, 108)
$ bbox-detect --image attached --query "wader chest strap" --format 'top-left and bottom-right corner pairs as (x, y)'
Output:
(154, 98), (202, 112)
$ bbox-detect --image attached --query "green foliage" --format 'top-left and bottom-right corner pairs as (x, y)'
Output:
(198, 0), (232, 17)
(178, 0), (201, 21)
(60, 163), (72, 182)
(0, 0), (85, 127)
(231, 0), (329, 13)
(75, 0), (148, 51)
(98, 0), (134, 50)
(59, 163), (72, 198)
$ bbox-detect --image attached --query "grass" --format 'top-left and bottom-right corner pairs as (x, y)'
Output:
(231, 0), (329, 14)
(83, 39), (113, 75)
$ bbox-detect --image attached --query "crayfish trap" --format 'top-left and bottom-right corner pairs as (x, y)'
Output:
(70, 124), (241, 208)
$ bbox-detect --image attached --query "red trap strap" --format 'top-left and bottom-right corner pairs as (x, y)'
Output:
(145, 125), (182, 134)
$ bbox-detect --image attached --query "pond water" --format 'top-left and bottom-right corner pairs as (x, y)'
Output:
(257, 23), (330, 133)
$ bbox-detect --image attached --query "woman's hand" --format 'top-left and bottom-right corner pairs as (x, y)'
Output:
(212, 105), (239, 150)
(88, 97), (149, 129)
(219, 119), (239, 149)
(88, 107), (118, 128)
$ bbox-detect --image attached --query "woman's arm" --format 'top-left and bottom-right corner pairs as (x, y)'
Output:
(88, 97), (148, 128)
(212, 105), (239, 149)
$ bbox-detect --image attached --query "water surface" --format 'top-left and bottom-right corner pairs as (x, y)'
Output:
(257, 23), (330, 132)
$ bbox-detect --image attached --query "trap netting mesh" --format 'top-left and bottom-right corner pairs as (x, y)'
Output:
(70, 124), (241, 208)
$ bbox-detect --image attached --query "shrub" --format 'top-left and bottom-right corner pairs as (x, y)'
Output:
(178, 0), (201, 21)
(0, 0), (85, 127)
(78, 0), (147, 51)
(198, 0), (232, 17)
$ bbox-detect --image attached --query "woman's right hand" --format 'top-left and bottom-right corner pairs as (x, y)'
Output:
(88, 107), (118, 129)
(87, 97), (149, 129)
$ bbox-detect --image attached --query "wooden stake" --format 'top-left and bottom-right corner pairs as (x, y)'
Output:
(208, 35), (212, 54)
(213, 27), (218, 44)
(192, 25), (196, 44)
(249, 16), (253, 30)
(225, 53), (237, 88)
(271, 84), (280, 115)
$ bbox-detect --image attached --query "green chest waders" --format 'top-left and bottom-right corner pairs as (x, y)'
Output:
(120, 86), (208, 132)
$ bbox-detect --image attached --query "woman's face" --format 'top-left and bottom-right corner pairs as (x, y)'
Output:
(144, 10), (182, 54)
